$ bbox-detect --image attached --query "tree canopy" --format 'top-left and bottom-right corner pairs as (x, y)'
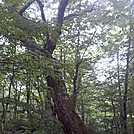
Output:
(0, 0), (134, 134)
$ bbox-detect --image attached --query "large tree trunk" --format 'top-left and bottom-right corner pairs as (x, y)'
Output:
(46, 75), (90, 134)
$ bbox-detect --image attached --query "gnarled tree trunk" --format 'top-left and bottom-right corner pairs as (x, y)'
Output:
(47, 75), (90, 134)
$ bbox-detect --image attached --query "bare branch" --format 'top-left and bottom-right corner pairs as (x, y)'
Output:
(19, 0), (35, 16)
(129, 56), (134, 63)
(64, 13), (79, 20)
(36, 0), (46, 21)
(56, 0), (69, 35)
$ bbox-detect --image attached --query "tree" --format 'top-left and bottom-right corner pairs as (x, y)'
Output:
(1, 0), (134, 134)
(0, 0), (101, 133)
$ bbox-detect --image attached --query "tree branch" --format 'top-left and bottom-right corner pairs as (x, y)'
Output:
(64, 0), (100, 20)
(44, 0), (69, 54)
(36, 0), (46, 21)
(56, 0), (69, 35)
(19, 0), (35, 16)
(64, 13), (79, 20)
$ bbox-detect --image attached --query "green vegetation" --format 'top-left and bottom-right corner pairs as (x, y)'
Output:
(0, 0), (134, 134)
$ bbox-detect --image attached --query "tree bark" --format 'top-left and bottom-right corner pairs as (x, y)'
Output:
(46, 75), (90, 134)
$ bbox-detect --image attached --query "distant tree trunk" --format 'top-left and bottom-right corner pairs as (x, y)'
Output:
(111, 99), (119, 134)
(13, 81), (17, 120)
(72, 30), (81, 109)
(26, 71), (30, 115)
(1, 87), (5, 134)
(81, 98), (85, 122)
(122, 4), (133, 131)
(123, 37), (130, 134)
(116, 51), (124, 131)
(1, 62), (15, 134)
(1, 104), (5, 134)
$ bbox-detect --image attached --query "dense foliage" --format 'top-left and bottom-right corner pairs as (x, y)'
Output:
(0, 0), (134, 134)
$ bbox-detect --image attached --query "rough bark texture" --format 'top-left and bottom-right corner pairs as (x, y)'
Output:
(46, 75), (90, 134)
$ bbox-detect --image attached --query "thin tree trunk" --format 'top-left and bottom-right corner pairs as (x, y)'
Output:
(13, 81), (18, 120)
(123, 41), (130, 134)
(72, 30), (81, 109)
(116, 52), (124, 131)
(1, 86), (6, 134)
(26, 74), (30, 115)
(1, 104), (5, 134)
(111, 99), (119, 134)
(81, 98), (85, 122)
(122, 1), (134, 133)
